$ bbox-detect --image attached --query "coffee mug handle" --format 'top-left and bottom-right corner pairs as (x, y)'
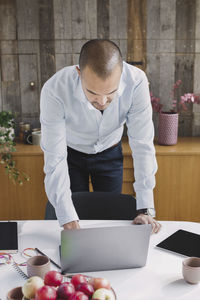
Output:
(27, 134), (33, 145)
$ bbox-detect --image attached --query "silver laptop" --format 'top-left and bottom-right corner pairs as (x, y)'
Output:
(61, 225), (151, 273)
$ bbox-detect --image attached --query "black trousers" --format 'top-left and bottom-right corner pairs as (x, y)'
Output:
(67, 142), (123, 193)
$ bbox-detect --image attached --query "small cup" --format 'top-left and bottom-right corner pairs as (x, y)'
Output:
(27, 255), (50, 279)
(27, 131), (41, 146)
(7, 286), (23, 300)
(182, 257), (200, 284)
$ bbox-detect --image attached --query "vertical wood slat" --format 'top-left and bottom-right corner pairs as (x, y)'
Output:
(1, 55), (19, 82)
(1, 41), (18, 54)
(85, 0), (97, 39)
(39, 0), (55, 87)
(159, 0), (176, 112)
(0, 0), (16, 40)
(71, 0), (86, 39)
(193, 0), (200, 135)
(53, 0), (72, 39)
(16, 0), (39, 40)
(0, 60), (2, 111)
(175, 0), (196, 136)
(97, 0), (109, 39)
(109, 0), (127, 39)
(40, 41), (56, 87)
(127, 0), (146, 70)
(39, 0), (54, 40)
(2, 81), (21, 113)
(55, 53), (73, 71)
(19, 55), (39, 115)
(146, 0), (160, 95)
(55, 40), (72, 53)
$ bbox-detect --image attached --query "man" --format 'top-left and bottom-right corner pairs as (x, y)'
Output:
(40, 39), (161, 233)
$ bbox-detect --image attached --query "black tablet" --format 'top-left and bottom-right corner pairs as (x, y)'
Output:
(0, 222), (18, 253)
(156, 229), (200, 257)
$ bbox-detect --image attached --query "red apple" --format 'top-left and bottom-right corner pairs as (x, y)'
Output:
(35, 286), (57, 300)
(70, 274), (87, 289)
(92, 288), (115, 300)
(57, 282), (75, 299)
(88, 277), (111, 291)
(76, 282), (94, 297)
(69, 291), (89, 300)
(44, 270), (63, 287)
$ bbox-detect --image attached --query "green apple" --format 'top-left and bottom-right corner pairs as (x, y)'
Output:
(22, 276), (44, 299)
(92, 288), (115, 300)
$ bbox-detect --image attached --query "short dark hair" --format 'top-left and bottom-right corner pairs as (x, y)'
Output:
(79, 39), (123, 79)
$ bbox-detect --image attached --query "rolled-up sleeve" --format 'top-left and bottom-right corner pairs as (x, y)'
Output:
(126, 73), (158, 210)
(40, 86), (79, 226)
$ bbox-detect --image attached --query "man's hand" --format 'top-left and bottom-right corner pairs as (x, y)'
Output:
(63, 221), (80, 230)
(132, 214), (161, 234)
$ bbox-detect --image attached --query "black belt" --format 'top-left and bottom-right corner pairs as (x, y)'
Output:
(67, 141), (121, 156)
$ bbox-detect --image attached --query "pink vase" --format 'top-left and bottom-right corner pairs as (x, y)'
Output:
(158, 112), (179, 145)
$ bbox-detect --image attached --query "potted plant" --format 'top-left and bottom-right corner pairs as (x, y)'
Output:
(150, 81), (200, 145)
(0, 111), (30, 185)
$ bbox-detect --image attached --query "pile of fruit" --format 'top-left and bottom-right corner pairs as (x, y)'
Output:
(22, 270), (116, 300)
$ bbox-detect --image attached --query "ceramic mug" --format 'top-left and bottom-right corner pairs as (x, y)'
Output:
(27, 131), (41, 146)
(7, 286), (23, 300)
(27, 255), (50, 279)
(182, 257), (200, 284)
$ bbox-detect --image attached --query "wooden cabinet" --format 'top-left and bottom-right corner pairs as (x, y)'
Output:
(0, 144), (47, 220)
(0, 138), (200, 222)
(122, 137), (200, 222)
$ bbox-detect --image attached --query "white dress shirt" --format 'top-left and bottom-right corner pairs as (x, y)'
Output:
(40, 62), (158, 226)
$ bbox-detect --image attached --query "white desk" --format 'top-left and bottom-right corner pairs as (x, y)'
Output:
(0, 220), (200, 300)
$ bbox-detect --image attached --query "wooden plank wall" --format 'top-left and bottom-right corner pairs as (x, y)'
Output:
(193, 0), (200, 136)
(146, 0), (199, 136)
(127, 0), (146, 70)
(0, 0), (199, 136)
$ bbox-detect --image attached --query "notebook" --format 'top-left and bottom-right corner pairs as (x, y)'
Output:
(0, 253), (28, 299)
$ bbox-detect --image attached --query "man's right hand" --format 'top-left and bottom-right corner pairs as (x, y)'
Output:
(63, 220), (80, 230)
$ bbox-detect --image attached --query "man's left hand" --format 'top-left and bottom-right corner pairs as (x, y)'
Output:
(132, 214), (161, 234)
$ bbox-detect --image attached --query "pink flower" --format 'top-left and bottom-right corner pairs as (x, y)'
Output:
(150, 80), (200, 113)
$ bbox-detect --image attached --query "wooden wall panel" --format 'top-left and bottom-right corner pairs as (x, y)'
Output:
(159, 0), (176, 112)
(85, 0), (97, 39)
(39, 0), (54, 40)
(175, 1), (195, 137)
(55, 53), (73, 71)
(2, 81), (20, 113)
(127, 0), (146, 70)
(175, 54), (194, 136)
(0, 59), (2, 111)
(1, 41), (18, 54)
(16, 0), (39, 40)
(40, 41), (56, 87)
(0, 0), (16, 40)
(18, 41), (40, 54)
(53, 0), (72, 39)
(0, 0), (199, 137)
(39, 0), (55, 87)
(19, 55), (39, 115)
(1, 55), (18, 81)
(146, 0), (198, 137)
(109, 0), (127, 40)
(55, 40), (72, 53)
(97, 0), (109, 39)
(71, 0), (86, 39)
